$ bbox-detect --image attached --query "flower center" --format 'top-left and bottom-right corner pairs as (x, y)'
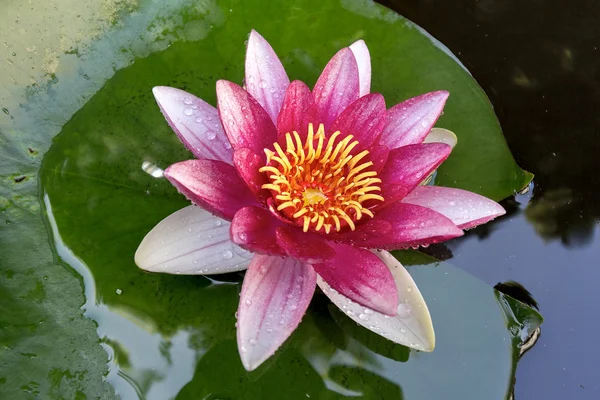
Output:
(259, 123), (384, 233)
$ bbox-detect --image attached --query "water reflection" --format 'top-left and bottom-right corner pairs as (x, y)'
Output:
(379, 0), (600, 247)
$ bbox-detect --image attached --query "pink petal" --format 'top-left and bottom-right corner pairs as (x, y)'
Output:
(341, 202), (463, 249)
(216, 80), (278, 155)
(329, 93), (386, 150)
(277, 80), (318, 139)
(379, 143), (452, 204)
(318, 250), (435, 351)
(380, 91), (449, 150)
(233, 147), (269, 201)
(230, 206), (285, 256)
(164, 160), (257, 220)
(275, 226), (336, 263)
(152, 86), (233, 163)
(311, 242), (398, 316)
(245, 30), (290, 124)
(313, 48), (360, 130)
(237, 254), (317, 371)
(402, 186), (506, 229)
(349, 40), (371, 96)
(135, 206), (252, 275)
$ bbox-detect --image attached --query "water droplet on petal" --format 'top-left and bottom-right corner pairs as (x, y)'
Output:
(245, 299), (252, 306)
(183, 97), (193, 105)
(184, 108), (193, 116)
(206, 131), (216, 140)
(358, 313), (369, 321)
(249, 338), (258, 346)
(258, 80), (268, 89)
(397, 303), (412, 319)
(223, 250), (233, 259)
(214, 219), (222, 227)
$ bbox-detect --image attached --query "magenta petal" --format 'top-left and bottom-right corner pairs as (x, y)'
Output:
(379, 143), (452, 204)
(329, 93), (386, 150)
(216, 80), (278, 154)
(366, 144), (390, 173)
(245, 30), (290, 124)
(331, 218), (392, 244)
(233, 148), (269, 201)
(349, 40), (371, 96)
(237, 254), (317, 371)
(277, 80), (318, 138)
(230, 206), (285, 256)
(152, 86), (233, 163)
(402, 186), (506, 229)
(313, 48), (360, 130)
(343, 202), (464, 249)
(380, 91), (450, 150)
(275, 226), (336, 263)
(312, 242), (398, 316)
(164, 160), (257, 220)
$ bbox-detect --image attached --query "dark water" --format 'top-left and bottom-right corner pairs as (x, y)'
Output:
(378, 0), (600, 398)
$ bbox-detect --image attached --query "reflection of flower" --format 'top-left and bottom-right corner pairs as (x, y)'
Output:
(135, 30), (505, 370)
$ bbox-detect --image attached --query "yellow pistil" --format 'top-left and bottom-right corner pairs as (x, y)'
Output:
(258, 123), (384, 233)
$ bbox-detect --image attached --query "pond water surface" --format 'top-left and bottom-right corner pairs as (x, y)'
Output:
(380, 0), (600, 398)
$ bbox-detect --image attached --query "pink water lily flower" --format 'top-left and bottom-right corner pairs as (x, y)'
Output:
(135, 30), (505, 371)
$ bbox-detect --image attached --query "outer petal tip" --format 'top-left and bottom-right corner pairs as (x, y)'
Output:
(151, 86), (232, 162)
(423, 127), (458, 149)
(313, 47), (360, 129)
(245, 30), (290, 123)
(402, 186), (506, 230)
(349, 39), (371, 96)
(237, 255), (317, 370)
(134, 206), (251, 275)
(382, 90), (451, 149)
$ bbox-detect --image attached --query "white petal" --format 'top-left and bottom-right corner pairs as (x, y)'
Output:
(318, 250), (435, 351)
(423, 127), (458, 148)
(135, 205), (252, 275)
(349, 39), (371, 96)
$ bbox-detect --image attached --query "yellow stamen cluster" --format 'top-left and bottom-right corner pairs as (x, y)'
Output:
(259, 123), (384, 233)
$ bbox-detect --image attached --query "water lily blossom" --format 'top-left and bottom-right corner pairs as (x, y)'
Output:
(135, 30), (505, 371)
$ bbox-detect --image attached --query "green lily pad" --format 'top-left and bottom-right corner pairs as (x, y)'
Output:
(0, 0), (537, 399)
